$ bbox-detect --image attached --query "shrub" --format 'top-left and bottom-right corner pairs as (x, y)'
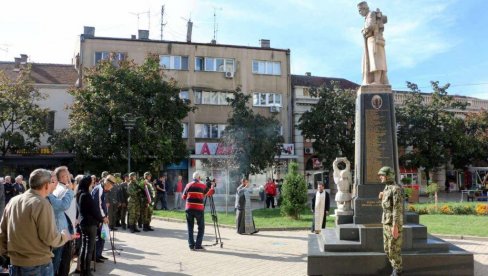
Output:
(280, 162), (308, 219)
(407, 204), (416, 212)
(416, 206), (429, 215)
(452, 204), (475, 215)
(475, 204), (488, 215)
(439, 204), (453, 215)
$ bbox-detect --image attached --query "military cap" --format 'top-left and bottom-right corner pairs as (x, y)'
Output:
(143, 171), (151, 178)
(129, 172), (137, 178)
(101, 171), (109, 178)
(113, 173), (121, 178)
(378, 166), (395, 178)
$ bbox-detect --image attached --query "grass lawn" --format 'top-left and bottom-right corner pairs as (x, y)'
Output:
(154, 207), (335, 229)
(420, 215), (488, 237)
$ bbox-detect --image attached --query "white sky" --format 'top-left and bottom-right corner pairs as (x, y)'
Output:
(1, 0), (487, 99)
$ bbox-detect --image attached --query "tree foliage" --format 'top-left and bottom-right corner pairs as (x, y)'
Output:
(221, 90), (284, 178)
(396, 81), (467, 183)
(450, 110), (488, 168)
(298, 82), (356, 169)
(52, 57), (192, 172)
(0, 66), (49, 156)
(280, 162), (308, 219)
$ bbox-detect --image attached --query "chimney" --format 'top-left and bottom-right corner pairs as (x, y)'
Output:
(131, 35), (136, 40)
(186, 20), (193, 43)
(20, 54), (28, 64)
(305, 72), (312, 76)
(14, 57), (21, 71)
(138, 30), (149, 40)
(260, 39), (270, 48)
(83, 26), (95, 38)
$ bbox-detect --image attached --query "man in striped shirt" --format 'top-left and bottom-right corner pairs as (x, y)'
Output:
(182, 171), (215, 251)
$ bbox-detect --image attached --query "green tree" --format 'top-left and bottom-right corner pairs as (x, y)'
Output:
(396, 81), (467, 184)
(0, 66), (49, 156)
(54, 57), (192, 172)
(222, 90), (283, 178)
(298, 82), (356, 169)
(450, 110), (488, 168)
(280, 162), (308, 219)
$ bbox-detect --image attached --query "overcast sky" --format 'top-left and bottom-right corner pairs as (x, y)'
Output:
(1, 0), (487, 99)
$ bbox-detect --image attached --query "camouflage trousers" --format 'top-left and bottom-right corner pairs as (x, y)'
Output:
(383, 224), (403, 272)
(139, 204), (153, 224)
(108, 203), (119, 228)
(128, 200), (141, 225)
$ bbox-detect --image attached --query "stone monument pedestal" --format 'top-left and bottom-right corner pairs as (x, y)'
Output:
(307, 85), (473, 275)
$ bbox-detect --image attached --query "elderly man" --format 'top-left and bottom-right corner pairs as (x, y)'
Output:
(49, 166), (75, 276)
(0, 169), (71, 275)
(91, 174), (114, 263)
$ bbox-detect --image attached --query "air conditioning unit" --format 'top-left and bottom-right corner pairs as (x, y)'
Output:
(304, 147), (314, 154)
(224, 71), (234, 78)
(270, 106), (281, 113)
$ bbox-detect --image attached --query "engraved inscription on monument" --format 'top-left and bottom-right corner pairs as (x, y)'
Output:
(364, 94), (394, 184)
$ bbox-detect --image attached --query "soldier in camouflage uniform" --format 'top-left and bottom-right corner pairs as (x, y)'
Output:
(378, 166), (403, 276)
(107, 173), (121, 230)
(127, 172), (142, 233)
(140, 172), (155, 231)
(117, 174), (129, 230)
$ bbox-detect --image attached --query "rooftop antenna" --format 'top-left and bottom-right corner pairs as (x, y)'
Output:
(160, 5), (167, 40)
(212, 7), (222, 43)
(129, 10), (150, 31)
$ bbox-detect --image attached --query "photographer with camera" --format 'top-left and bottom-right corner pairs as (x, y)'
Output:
(182, 171), (214, 251)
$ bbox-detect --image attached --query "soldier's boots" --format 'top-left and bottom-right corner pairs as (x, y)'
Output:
(130, 225), (141, 233)
(142, 224), (154, 231)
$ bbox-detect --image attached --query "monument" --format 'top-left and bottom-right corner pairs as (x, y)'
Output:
(307, 2), (474, 275)
(333, 158), (353, 224)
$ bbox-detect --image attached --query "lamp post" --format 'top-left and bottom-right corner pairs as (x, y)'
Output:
(123, 113), (137, 173)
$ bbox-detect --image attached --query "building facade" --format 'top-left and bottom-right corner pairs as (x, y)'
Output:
(0, 55), (77, 175)
(77, 27), (295, 195)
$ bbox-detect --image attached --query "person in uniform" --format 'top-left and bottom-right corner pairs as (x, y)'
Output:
(143, 174), (155, 231)
(378, 166), (403, 276)
(138, 172), (154, 231)
(127, 172), (142, 233)
(117, 174), (129, 230)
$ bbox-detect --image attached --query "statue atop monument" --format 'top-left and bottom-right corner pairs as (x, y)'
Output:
(358, 1), (389, 85)
(333, 157), (352, 211)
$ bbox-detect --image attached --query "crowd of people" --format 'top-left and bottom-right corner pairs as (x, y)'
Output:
(0, 167), (183, 276)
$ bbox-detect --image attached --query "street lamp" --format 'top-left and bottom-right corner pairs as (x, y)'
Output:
(123, 113), (137, 173)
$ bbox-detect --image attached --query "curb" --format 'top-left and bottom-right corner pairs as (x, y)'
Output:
(432, 234), (488, 242)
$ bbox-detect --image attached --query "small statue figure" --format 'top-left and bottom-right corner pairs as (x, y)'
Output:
(358, 1), (389, 85)
(333, 157), (352, 211)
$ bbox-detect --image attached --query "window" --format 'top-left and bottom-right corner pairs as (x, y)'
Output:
(45, 111), (55, 135)
(253, 93), (283, 107)
(195, 124), (227, 138)
(179, 90), (189, 101)
(195, 56), (235, 72)
(252, 60), (281, 75)
(159, 55), (189, 70)
(182, 123), (188, 138)
(194, 90), (233, 105)
(95, 51), (126, 64)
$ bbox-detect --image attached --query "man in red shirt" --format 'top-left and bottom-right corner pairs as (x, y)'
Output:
(264, 178), (277, 208)
(182, 171), (214, 251)
(174, 175), (184, 210)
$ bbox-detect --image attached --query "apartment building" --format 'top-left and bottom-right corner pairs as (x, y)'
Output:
(0, 55), (77, 175)
(77, 27), (294, 193)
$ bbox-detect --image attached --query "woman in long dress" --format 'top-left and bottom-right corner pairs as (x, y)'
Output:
(235, 178), (258, 234)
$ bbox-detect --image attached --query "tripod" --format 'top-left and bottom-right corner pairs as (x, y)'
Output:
(204, 196), (223, 248)
(108, 227), (123, 264)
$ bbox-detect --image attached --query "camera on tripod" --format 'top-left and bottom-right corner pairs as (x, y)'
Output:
(205, 177), (216, 189)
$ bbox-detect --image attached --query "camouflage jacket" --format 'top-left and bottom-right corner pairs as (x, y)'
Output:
(107, 184), (119, 204)
(128, 180), (143, 203)
(381, 181), (403, 226)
